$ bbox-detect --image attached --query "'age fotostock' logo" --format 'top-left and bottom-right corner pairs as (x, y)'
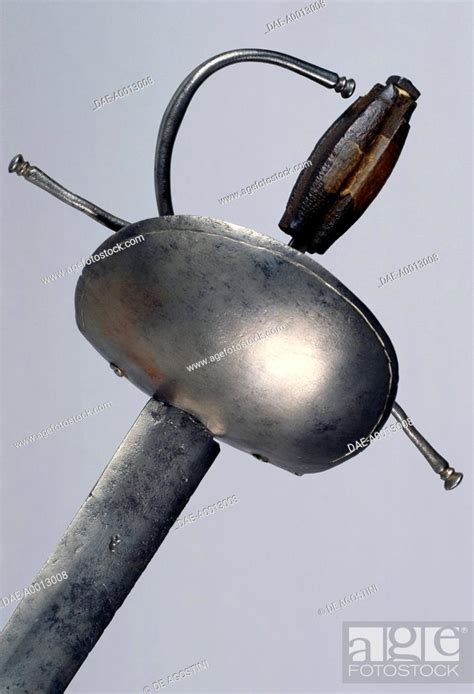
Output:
(343, 622), (473, 684)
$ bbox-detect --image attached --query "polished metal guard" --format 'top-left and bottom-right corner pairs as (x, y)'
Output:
(2, 42), (464, 694)
(148, 50), (463, 490)
(74, 214), (399, 475)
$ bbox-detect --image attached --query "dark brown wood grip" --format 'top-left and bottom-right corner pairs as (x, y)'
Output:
(279, 76), (420, 254)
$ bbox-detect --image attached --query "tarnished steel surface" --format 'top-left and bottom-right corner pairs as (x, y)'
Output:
(153, 48), (355, 217)
(392, 403), (463, 490)
(280, 76), (420, 253)
(0, 399), (219, 693)
(8, 154), (129, 232)
(75, 216), (398, 475)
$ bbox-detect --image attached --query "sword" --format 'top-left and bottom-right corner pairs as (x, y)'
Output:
(1, 48), (462, 694)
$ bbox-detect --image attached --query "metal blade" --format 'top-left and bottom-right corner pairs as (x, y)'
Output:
(0, 398), (219, 693)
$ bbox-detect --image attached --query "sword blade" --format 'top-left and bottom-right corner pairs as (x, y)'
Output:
(0, 398), (219, 693)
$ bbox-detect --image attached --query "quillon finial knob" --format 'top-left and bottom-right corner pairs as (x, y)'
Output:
(9, 153), (30, 176)
(334, 75), (356, 98)
(392, 403), (463, 491)
(8, 153), (128, 231)
(439, 466), (463, 491)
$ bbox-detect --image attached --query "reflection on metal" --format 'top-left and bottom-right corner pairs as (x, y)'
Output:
(0, 400), (219, 693)
(153, 48), (355, 217)
(9, 154), (128, 232)
(109, 362), (125, 377)
(392, 403), (463, 490)
(4, 44), (463, 694)
(75, 215), (398, 475)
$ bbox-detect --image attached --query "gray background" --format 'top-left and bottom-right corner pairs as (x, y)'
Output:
(0, 1), (472, 693)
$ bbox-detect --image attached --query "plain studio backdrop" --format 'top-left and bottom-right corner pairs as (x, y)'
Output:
(0, 1), (472, 693)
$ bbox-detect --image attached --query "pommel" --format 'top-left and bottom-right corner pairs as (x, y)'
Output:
(280, 76), (420, 253)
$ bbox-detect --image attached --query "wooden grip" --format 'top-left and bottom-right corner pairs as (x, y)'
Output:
(279, 76), (420, 254)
